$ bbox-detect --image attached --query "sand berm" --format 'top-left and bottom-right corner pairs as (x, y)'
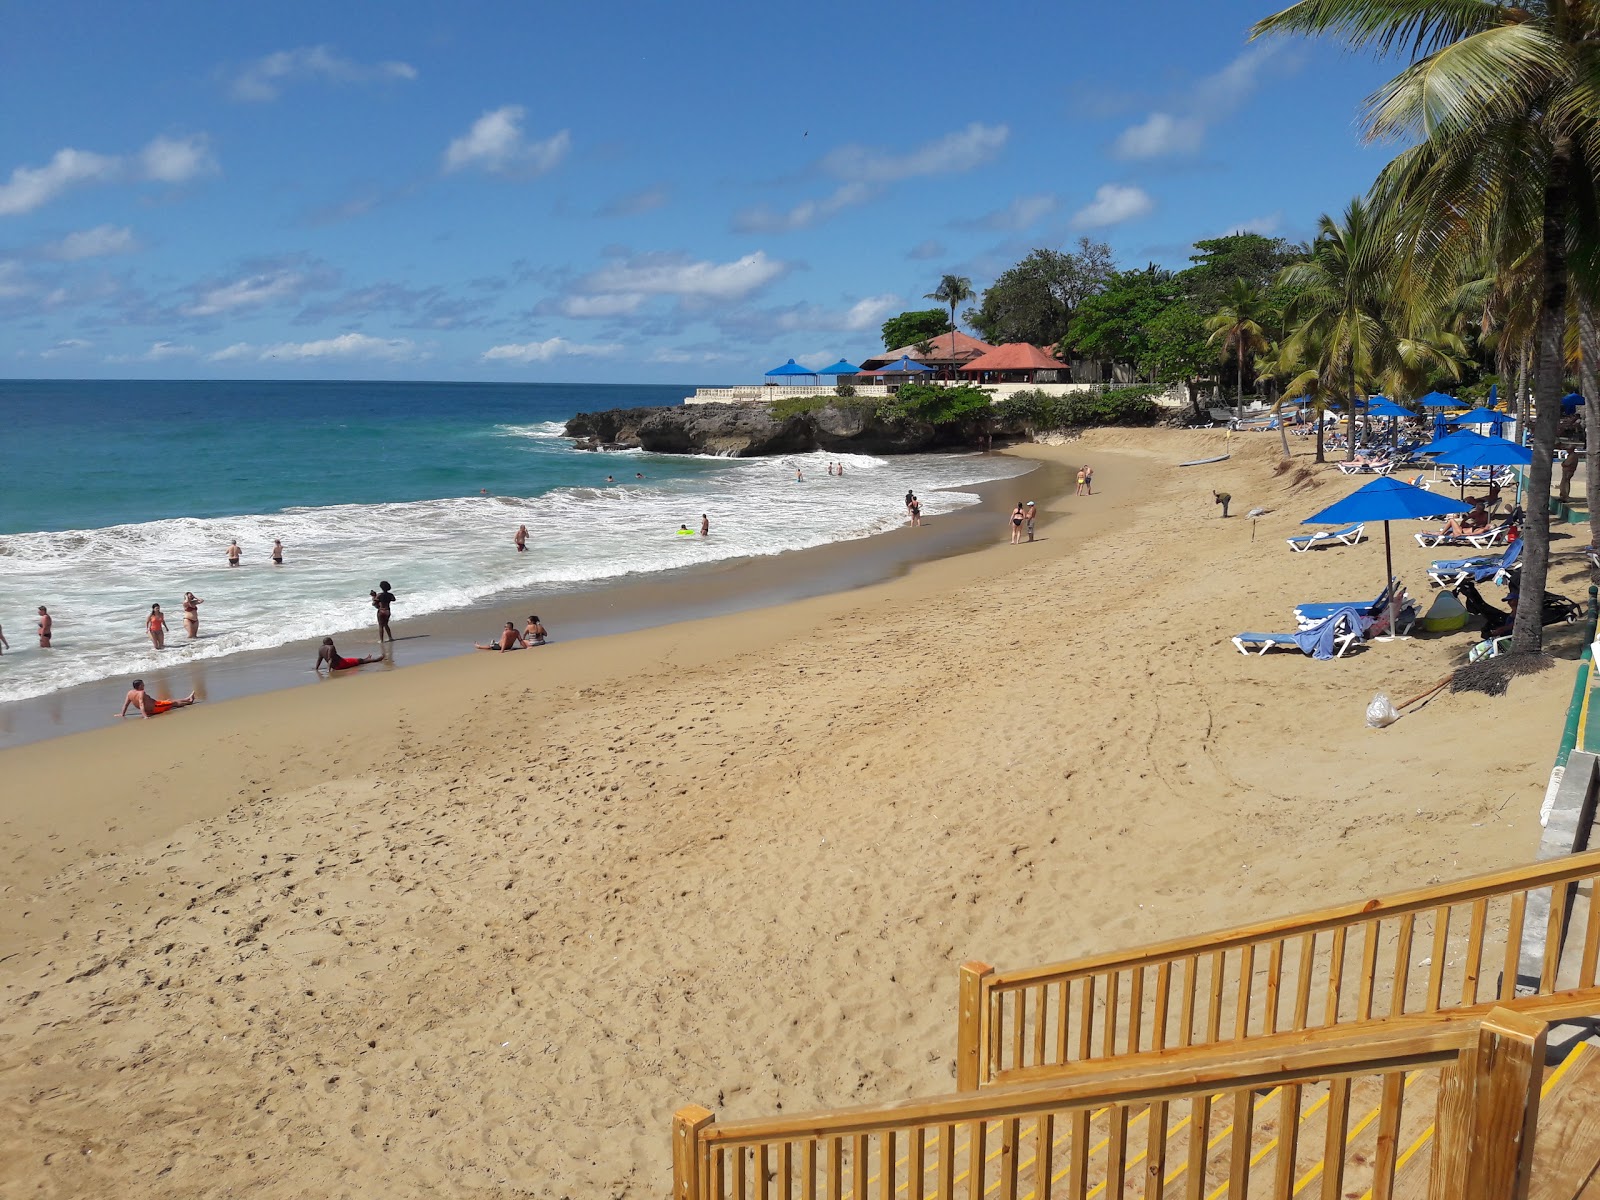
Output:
(0, 429), (1572, 1198)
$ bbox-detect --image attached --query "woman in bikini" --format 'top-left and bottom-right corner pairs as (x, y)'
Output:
(182, 592), (203, 639)
(1010, 502), (1026, 544)
(515, 524), (528, 552)
(271, 539), (284, 565)
(524, 615), (548, 645)
(146, 603), (169, 649)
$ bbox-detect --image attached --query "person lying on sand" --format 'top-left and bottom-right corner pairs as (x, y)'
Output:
(315, 637), (383, 673)
(118, 679), (196, 718)
(475, 622), (526, 651)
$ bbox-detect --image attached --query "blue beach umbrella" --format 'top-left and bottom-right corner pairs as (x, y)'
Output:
(1432, 440), (1533, 469)
(764, 358), (818, 380)
(871, 355), (933, 375)
(816, 358), (863, 377)
(1454, 407), (1507, 425)
(1367, 400), (1413, 418)
(1418, 391), (1460, 409)
(1418, 429), (1491, 456)
(1563, 392), (1586, 412)
(1304, 476), (1473, 639)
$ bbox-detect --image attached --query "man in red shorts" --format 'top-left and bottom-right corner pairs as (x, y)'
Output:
(314, 637), (384, 673)
(118, 679), (197, 718)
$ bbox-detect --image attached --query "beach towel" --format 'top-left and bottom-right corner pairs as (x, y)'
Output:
(1291, 606), (1365, 660)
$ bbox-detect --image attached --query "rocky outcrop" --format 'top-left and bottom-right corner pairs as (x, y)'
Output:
(565, 402), (1020, 457)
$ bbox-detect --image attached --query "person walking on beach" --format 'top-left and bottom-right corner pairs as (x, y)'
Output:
(909, 494), (923, 527)
(1024, 500), (1037, 542)
(475, 622), (526, 651)
(1084, 465), (1094, 495)
(315, 638), (383, 673)
(700, 513), (709, 537)
(182, 592), (203, 639)
(146, 603), (169, 650)
(227, 539), (241, 567)
(118, 679), (197, 718)
(524, 615), (548, 645)
(37, 606), (52, 648)
(1010, 502), (1026, 544)
(372, 581), (396, 642)
(1075, 468), (1088, 497)
(271, 539), (284, 565)
(515, 524), (529, 553)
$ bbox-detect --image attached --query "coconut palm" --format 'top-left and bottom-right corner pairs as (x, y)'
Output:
(1274, 328), (1341, 464)
(1253, 0), (1600, 653)
(924, 275), (974, 363)
(1277, 199), (1395, 460)
(1205, 280), (1273, 420)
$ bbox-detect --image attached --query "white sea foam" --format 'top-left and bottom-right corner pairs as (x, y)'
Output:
(0, 448), (1027, 701)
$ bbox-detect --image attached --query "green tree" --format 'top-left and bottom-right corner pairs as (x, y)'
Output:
(1206, 280), (1273, 420)
(879, 308), (951, 352)
(1061, 265), (1181, 370)
(924, 274), (974, 360)
(1254, 0), (1600, 654)
(966, 239), (1115, 346)
(1278, 200), (1395, 459)
(1185, 233), (1311, 312)
(1142, 301), (1219, 419)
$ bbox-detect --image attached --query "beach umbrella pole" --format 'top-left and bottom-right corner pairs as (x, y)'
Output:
(1382, 520), (1400, 640)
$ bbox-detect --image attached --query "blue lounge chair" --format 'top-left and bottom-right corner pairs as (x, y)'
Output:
(1286, 522), (1366, 553)
(1294, 580), (1402, 627)
(1233, 607), (1367, 659)
(1427, 539), (1522, 589)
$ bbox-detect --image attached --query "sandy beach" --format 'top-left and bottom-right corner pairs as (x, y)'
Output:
(0, 429), (1583, 1199)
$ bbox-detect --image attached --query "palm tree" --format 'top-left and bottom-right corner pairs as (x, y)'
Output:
(1205, 280), (1272, 420)
(1277, 200), (1395, 460)
(1254, 1), (1600, 654)
(925, 275), (974, 365)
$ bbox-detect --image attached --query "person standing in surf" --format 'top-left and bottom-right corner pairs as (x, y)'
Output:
(271, 539), (284, 565)
(700, 514), (709, 537)
(515, 524), (529, 553)
(146, 603), (169, 649)
(182, 592), (203, 639)
(227, 538), (241, 567)
(372, 581), (397, 642)
(0, 623), (9, 655)
(37, 606), (51, 648)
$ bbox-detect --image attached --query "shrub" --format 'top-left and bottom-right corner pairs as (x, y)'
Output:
(876, 382), (994, 426)
(770, 394), (833, 420)
(993, 384), (1162, 431)
(834, 383), (857, 398)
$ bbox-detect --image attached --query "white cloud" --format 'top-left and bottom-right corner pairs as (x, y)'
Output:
(482, 337), (622, 364)
(1072, 183), (1154, 228)
(183, 268), (309, 317)
(647, 346), (739, 365)
(907, 239), (946, 261)
(0, 134), (215, 217)
(579, 251), (789, 302)
(443, 106), (570, 176)
(722, 294), (902, 337)
(1111, 46), (1286, 160)
(1111, 113), (1206, 159)
(559, 293), (647, 318)
(822, 123), (1009, 183)
(957, 194), (1058, 232)
(39, 337), (92, 359)
(0, 260), (34, 298)
(840, 294), (901, 331)
(108, 340), (197, 363)
(47, 224), (139, 260)
(0, 148), (119, 217)
(208, 341), (256, 362)
(228, 45), (418, 102)
(138, 135), (217, 183)
(260, 332), (416, 361)
(733, 182), (875, 234)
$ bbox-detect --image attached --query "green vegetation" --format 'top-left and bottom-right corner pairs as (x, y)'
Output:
(993, 386), (1162, 432)
(875, 382), (994, 427)
(966, 240), (1114, 347)
(924, 275), (975, 358)
(878, 308), (950, 351)
(769, 394), (839, 420)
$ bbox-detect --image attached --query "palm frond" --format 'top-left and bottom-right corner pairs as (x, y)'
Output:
(1252, 0), (1522, 58)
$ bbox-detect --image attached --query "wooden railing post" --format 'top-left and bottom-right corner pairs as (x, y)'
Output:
(674, 1104), (715, 1200)
(958, 961), (994, 1091)
(1427, 1008), (1546, 1200)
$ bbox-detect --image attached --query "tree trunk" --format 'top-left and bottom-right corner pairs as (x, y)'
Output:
(1272, 394), (1291, 459)
(1512, 145), (1572, 655)
(1581, 298), (1600, 553)
(1346, 376), (1359, 462)
(1315, 409), (1326, 463)
(1235, 342), (1244, 421)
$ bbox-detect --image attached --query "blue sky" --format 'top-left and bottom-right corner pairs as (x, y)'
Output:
(0, 1), (1398, 384)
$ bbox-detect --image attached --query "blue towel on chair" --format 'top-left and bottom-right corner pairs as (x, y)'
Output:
(1291, 606), (1363, 660)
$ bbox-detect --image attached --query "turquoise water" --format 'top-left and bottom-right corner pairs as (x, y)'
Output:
(0, 379), (1027, 701)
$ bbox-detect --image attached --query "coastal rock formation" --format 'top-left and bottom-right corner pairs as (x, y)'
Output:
(564, 401), (1015, 457)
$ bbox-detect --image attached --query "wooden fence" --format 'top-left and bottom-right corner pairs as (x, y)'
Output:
(960, 850), (1600, 1088)
(674, 994), (1598, 1200)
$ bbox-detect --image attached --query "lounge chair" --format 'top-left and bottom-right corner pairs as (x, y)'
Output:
(1233, 607), (1367, 659)
(1286, 522), (1366, 553)
(1414, 522), (1512, 550)
(1427, 539), (1522, 589)
(1294, 579), (1402, 626)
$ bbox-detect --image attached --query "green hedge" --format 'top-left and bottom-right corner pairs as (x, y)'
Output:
(994, 385), (1162, 431)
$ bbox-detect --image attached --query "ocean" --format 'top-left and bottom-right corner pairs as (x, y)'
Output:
(0, 379), (1027, 702)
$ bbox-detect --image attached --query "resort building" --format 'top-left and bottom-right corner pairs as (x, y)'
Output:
(858, 331), (995, 379)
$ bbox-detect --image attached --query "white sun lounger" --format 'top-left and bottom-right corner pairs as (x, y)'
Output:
(1413, 523), (1511, 550)
(1286, 522), (1366, 552)
(1233, 610), (1367, 658)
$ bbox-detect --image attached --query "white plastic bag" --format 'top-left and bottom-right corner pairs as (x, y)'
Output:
(1366, 692), (1400, 729)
